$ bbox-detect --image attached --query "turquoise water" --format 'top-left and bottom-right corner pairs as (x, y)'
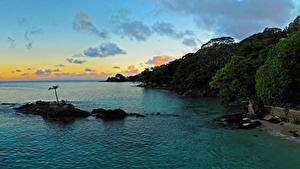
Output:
(0, 81), (300, 169)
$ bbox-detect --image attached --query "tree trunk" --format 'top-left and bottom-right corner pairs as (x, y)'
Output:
(54, 89), (59, 104)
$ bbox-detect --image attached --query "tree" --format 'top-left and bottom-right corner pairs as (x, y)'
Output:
(286, 15), (300, 35)
(48, 85), (59, 104)
(256, 31), (300, 107)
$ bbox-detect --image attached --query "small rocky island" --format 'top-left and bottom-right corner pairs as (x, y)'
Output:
(14, 101), (145, 121)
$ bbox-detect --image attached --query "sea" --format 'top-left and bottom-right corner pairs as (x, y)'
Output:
(0, 81), (300, 169)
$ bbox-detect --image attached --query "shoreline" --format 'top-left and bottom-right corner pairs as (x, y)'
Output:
(259, 120), (300, 139)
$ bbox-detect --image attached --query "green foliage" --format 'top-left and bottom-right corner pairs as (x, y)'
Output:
(256, 31), (300, 107)
(210, 28), (286, 105)
(210, 56), (257, 104)
(172, 43), (235, 93)
(286, 15), (300, 35)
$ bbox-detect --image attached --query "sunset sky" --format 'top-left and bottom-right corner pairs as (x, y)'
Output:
(1, 0), (300, 81)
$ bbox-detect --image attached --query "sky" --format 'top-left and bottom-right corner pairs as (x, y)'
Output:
(0, 0), (300, 81)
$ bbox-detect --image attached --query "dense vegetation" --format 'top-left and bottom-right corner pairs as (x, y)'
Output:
(127, 16), (300, 113)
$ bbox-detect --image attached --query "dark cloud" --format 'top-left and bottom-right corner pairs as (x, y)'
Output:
(85, 68), (95, 72)
(35, 70), (45, 76)
(155, 0), (296, 39)
(35, 69), (60, 76)
(66, 58), (86, 64)
(83, 42), (126, 58)
(182, 38), (198, 47)
(152, 21), (194, 38)
(113, 66), (120, 69)
(8, 37), (16, 48)
(73, 11), (107, 38)
(118, 21), (152, 41)
(45, 69), (60, 73)
(16, 69), (22, 72)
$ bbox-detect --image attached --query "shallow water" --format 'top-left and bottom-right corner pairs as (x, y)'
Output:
(0, 81), (300, 169)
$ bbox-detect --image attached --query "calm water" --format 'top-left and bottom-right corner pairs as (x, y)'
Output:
(0, 81), (300, 169)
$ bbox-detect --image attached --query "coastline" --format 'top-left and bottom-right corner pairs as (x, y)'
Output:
(260, 120), (300, 139)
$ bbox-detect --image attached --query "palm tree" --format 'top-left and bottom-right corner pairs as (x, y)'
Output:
(48, 85), (59, 104)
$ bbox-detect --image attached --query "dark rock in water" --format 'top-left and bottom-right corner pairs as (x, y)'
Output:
(127, 113), (146, 117)
(92, 108), (127, 120)
(92, 108), (147, 120)
(14, 101), (90, 120)
(215, 113), (262, 130)
(1, 103), (17, 105)
(289, 130), (299, 137)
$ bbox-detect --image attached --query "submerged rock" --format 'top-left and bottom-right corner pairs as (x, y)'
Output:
(14, 101), (90, 120)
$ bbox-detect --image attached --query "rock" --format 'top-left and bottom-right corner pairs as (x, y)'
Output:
(127, 113), (145, 118)
(92, 108), (127, 120)
(242, 123), (251, 126)
(215, 113), (262, 130)
(263, 114), (281, 123)
(289, 130), (299, 137)
(14, 101), (90, 120)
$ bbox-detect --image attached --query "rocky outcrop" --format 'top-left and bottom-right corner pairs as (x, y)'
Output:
(91, 108), (145, 120)
(14, 101), (90, 120)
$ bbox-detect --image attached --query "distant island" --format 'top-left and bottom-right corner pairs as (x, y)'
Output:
(106, 73), (136, 82)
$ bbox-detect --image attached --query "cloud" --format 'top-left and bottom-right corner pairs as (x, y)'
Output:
(113, 66), (120, 69)
(182, 38), (198, 47)
(54, 72), (113, 80)
(73, 11), (106, 38)
(85, 68), (95, 72)
(152, 21), (194, 38)
(56, 64), (64, 67)
(25, 42), (32, 50)
(35, 70), (45, 76)
(118, 21), (152, 41)
(155, 0), (297, 39)
(83, 42), (126, 58)
(24, 28), (42, 50)
(66, 58), (86, 64)
(16, 69), (22, 72)
(20, 73), (28, 76)
(8, 37), (16, 48)
(17, 17), (27, 26)
(146, 55), (176, 66)
(35, 69), (60, 76)
(128, 65), (135, 71)
(24, 28), (43, 40)
(45, 69), (60, 73)
(119, 65), (139, 76)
